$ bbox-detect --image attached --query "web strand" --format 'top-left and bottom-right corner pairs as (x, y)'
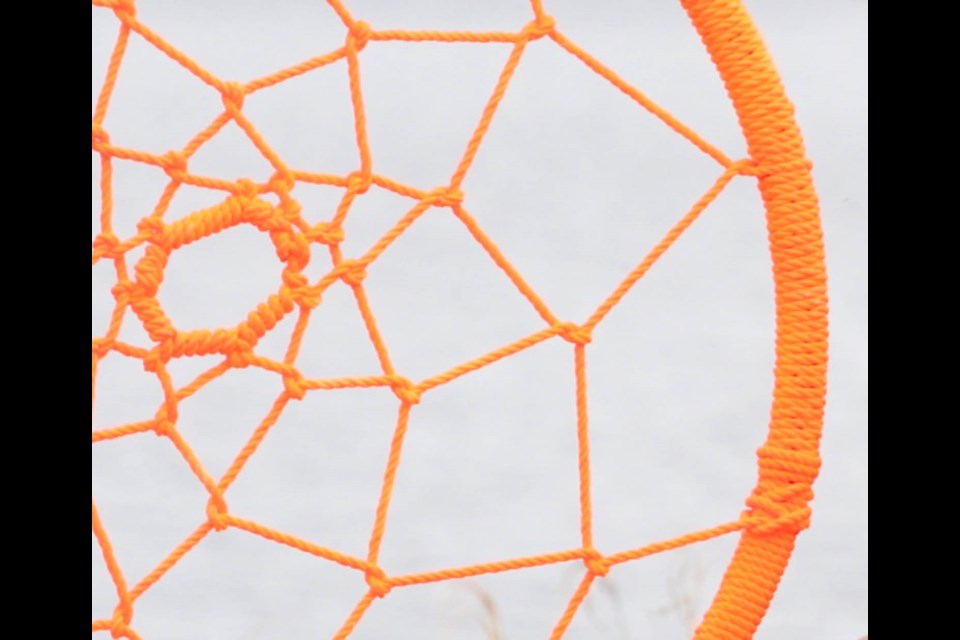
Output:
(92, 1), (824, 638)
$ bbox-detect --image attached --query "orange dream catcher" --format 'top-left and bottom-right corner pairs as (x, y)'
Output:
(92, 1), (827, 638)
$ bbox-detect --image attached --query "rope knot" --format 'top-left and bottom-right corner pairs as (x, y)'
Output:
(92, 123), (110, 147)
(91, 338), (112, 360)
(136, 216), (165, 240)
(246, 201), (275, 229)
(108, 620), (130, 640)
(365, 566), (392, 598)
(346, 170), (372, 195)
(93, 232), (122, 258)
(286, 280), (322, 310)
(111, 0), (136, 18)
(267, 169), (295, 196)
(226, 348), (254, 368)
(234, 178), (260, 199)
(391, 377), (422, 405)
(153, 419), (174, 438)
(274, 231), (310, 265)
(424, 186), (464, 208)
(521, 14), (557, 40)
(206, 495), (229, 532)
(741, 481), (814, 535)
(742, 499), (812, 535)
(281, 269), (309, 292)
(280, 198), (302, 222)
(221, 81), (247, 112)
(110, 280), (135, 303)
(337, 259), (367, 287)
(141, 350), (165, 374)
(111, 602), (133, 627)
(159, 150), (188, 180)
(283, 373), (307, 400)
(582, 548), (609, 577)
(349, 21), (372, 51)
(109, 602), (133, 637)
(556, 322), (592, 345)
(306, 222), (345, 245)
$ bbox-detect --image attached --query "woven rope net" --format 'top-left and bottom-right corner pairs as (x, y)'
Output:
(92, 0), (828, 638)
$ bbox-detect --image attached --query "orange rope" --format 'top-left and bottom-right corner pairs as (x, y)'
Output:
(91, 1), (827, 638)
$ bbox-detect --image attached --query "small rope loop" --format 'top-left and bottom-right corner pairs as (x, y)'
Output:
(364, 566), (392, 598)
(391, 377), (422, 405)
(423, 186), (464, 208)
(221, 81), (247, 112)
(337, 259), (367, 287)
(582, 548), (609, 577)
(206, 495), (229, 532)
(346, 170), (372, 195)
(521, 14), (557, 41)
(556, 322), (592, 345)
(306, 222), (345, 245)
(158, 150), (188, 180)
(349, 20), (372, 51)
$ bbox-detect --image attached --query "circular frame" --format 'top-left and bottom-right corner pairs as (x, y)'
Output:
(682, 1), (828, 637)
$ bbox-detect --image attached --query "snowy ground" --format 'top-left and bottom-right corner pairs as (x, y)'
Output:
(92, 1), (867, 638)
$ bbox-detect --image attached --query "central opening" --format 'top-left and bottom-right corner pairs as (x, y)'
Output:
(158, 222), (287, 332)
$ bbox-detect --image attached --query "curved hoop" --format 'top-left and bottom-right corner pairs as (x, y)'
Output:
(682, 1), (828, 637)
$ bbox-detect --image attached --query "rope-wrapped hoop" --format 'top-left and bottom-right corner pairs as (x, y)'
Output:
(683, 1), (827, 637)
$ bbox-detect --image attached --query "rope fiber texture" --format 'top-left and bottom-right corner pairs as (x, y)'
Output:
(92, 0), (828, 638)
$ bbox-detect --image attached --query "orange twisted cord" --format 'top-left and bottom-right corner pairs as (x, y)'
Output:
(92, 0), (827, 638)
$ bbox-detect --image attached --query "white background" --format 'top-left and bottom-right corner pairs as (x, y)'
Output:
(92, 1), (867, 638)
